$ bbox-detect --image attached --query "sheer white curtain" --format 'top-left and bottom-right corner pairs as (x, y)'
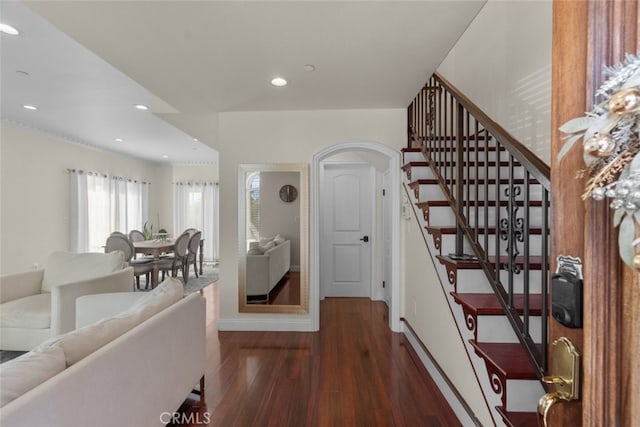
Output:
(110, 177), (149, 234)
(174, 182), (219, 262)
(69, 170), (148, 253)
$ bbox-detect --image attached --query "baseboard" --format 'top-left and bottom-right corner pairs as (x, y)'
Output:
(401, 319), (482, 427)
(217, 317), (314, 331)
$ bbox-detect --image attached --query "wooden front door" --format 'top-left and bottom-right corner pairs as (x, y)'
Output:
(550, 1), (639, 425)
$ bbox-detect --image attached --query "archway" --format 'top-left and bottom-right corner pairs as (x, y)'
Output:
(311, 141), (401, 332)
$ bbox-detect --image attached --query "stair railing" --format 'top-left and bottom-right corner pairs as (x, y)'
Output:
(408, 73), (551, 378)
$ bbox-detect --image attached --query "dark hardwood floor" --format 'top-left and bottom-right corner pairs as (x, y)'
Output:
(173, 284), (461, 426)
(269, 272), (300, 305)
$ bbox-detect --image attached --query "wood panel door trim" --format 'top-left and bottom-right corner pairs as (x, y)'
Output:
(552, 1), (639, 425)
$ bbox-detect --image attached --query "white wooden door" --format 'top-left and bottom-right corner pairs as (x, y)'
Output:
(321, 163), (373, 297)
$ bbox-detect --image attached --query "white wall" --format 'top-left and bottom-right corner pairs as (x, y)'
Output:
(437, 0), (552, 164)
(401, 208), (493, 426)
(217, 108), (405, 326)
(259, 171), (301, 267)
(0, 123), (171, 274)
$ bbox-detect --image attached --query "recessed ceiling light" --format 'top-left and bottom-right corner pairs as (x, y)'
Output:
(162, 154), (169, 159)
(270, 77), (287, 87)
(23, 104), (37, 111)
(303, 64), (316, 72)
(193, 138), (199, 142)
(114, 138), (124, 142)
(134, 104), (149, 111)
(0, 23), (19, 36)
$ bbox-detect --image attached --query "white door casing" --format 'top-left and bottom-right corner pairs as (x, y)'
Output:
(382, 170), (392, 306)
(320, 163), (373, 298)
(312, 141), (401, 333)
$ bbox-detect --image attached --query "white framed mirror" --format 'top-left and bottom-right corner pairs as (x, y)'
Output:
(238, 163), (309, 313)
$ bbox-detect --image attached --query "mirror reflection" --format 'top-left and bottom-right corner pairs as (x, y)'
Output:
(238, 164), (308, 313)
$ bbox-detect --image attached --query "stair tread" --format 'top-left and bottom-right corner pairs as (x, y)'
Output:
(409, 178), (540, 186)
(431, 160), (516, 167)
(451, 292), (542, 315)
(401, 147), (422, 153)
(402, 161), (429, 170)
(436, 254), (544, 270)
(470, 342), (537, 379)
(426, 225), (543, 235)
(416, 199), (544, 208)
(495, 407), (538, 427)
(426, 145), (504, 152)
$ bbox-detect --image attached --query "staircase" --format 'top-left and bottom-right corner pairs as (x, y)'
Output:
(404, 74), (551, 427)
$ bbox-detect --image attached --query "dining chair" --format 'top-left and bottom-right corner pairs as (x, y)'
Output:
(110, 231), (128, 238)
(157, 232), (190, 283)
(105, 234), (154, 290)
(184, 231), (202, 283)
(129, 229), (146, 242)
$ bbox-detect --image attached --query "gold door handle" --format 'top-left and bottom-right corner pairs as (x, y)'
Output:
(537, 337), (580, 427)
(537, 392), (571, 427)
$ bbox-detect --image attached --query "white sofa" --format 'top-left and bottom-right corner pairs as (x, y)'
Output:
(0, 278), (206, 427)
(246, 239), (291, 299)
(0, 251), (133, 351)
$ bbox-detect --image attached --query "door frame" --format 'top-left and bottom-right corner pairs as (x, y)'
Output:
(319, 161), (375, 299)
(312, 141), (402, 332)
(551, 1), (638, 425)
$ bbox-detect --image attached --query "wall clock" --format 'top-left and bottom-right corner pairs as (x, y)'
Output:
(279, 184), (298, 202)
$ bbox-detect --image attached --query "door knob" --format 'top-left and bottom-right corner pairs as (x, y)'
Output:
(536, 337), (580, 427)
(360, 236), (369, 242)
(538, 392), (571, 427)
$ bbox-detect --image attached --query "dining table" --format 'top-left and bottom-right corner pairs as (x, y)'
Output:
(132, 237), (205, 288)
(133, 239), (175, 288)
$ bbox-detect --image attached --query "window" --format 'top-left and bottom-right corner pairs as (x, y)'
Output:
(174, 182), (219, 262)
(247, 172), (261, 243)
(69, 170), (149, 253)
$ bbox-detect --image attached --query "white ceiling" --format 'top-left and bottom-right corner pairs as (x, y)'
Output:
(1, 0), (485, 164)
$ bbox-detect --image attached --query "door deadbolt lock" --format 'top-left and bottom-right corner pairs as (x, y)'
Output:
(537, 337), (580, 427)
(360, 236), (369, 242)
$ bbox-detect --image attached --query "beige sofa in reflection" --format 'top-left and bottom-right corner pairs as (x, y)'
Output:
(246, 239), (290, 302)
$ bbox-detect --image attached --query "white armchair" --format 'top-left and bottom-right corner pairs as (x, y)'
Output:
(0, 251), (134, 351)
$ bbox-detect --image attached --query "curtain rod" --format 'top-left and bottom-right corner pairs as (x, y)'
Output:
(66, 168), (151, 185)
(174, 181), (218, 186)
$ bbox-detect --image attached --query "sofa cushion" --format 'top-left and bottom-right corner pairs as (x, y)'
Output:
(258, 240), (276, 253)
(0, 293), (51, 329)
(273, 234), (285, 245)
(0, 344), (66, 407)
(259, 236), (274, 246)
(43, 277), (184, 366)
(41, 251), (125, 293)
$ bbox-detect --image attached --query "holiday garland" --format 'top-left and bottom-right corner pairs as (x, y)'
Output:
(559, 54), (640, 270)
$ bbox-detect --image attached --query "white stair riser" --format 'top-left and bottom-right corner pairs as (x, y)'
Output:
(425, 149), (518, 163)
(454, 270), (495, 293)
(424, 205), (546, 228)
(428, 165), (527, 179)
(406, 167), (437, 180)
(476, 315), (542, 344)
(403, 151), (426, 162)
(506, 380), (545, 412)
(404, 147), (513, 162)
(451, 269), (544, 295)
(499, 270), (544, 294)
(415, 183), (545, 203)
(435, 233), (544, 257)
